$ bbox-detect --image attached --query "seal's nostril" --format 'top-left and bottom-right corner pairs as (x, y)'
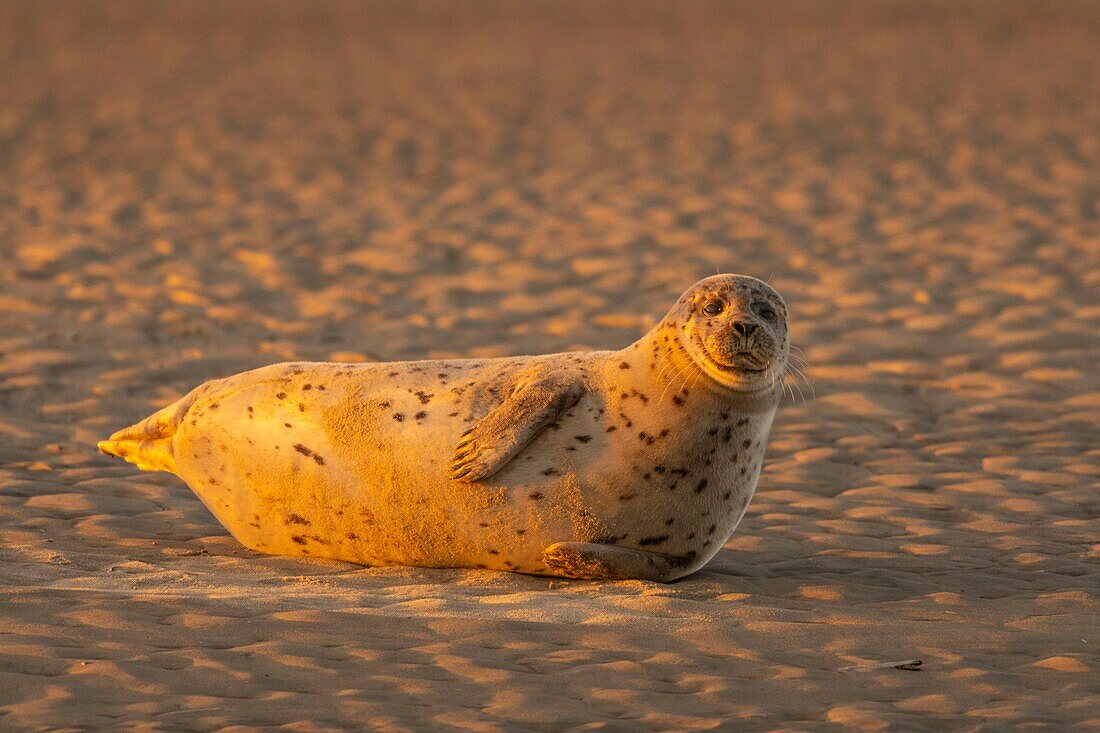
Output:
(732, 321), (757, 336)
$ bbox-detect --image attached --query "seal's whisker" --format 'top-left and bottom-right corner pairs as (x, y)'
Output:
(671, 362), (695, 405)
(783, 363), (800, 402)
(654, 348), (681, 386)
(788, 355), (812, 375)
(784, 361), (810, 381)
(784, 380), (797, 404)
(781, 363), (812, 405)
(789, 377), (806, 405)
(784, 363), (815, 401)
(792, 366), (814, 390)
(655, 345), (691, 406)
(688, 363), (706, 395)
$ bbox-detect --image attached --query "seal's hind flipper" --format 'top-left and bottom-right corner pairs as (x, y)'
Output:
(540, 542), (697, 583)
(98, 395), (196, 474)
(450, 375), (584, 483)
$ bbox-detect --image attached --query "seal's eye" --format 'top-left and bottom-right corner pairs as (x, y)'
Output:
(752, 302), (777, 322)
(701, 300), (724, 316)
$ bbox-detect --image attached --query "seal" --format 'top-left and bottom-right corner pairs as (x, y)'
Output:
(99, 274), (791, 581)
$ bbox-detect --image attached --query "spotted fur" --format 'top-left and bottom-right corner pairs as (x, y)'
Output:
(99, 275), (790, 582)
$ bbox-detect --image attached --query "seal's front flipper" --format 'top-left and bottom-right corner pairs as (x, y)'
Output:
(540, 542), (697, 583)
(450, 375), (585, 483)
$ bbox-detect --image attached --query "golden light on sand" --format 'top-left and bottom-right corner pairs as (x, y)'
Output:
(1, 0), (1098, 730)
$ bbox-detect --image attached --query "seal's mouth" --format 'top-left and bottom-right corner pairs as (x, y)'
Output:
(711, 353), (768, 373)
(694, 334), (770, 375)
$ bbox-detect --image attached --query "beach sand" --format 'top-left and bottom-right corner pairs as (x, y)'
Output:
(1, 1), (1098, 729)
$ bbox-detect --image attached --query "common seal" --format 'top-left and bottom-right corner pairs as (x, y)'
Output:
(99, 274), (790, 581)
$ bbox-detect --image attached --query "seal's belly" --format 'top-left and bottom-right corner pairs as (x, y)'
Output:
(168, 360), (765, 575)
(165, 360), (574, 572)
(170, 361), (510, 568)
(499, 405), (764, 569)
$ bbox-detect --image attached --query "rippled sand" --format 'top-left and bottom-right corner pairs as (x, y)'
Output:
(1, 1), (1098, 729)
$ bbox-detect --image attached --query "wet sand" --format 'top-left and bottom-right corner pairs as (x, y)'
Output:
(1, 1), (1098, 729)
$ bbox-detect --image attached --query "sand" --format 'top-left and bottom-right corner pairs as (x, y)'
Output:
(1, 1), (1098, 729)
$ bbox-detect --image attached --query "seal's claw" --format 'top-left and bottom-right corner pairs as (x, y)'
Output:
(450, 455), (489, 482)
(541, 542), (694, 582)
(450, 443), (482, 480)
(450, 446), (479, 479)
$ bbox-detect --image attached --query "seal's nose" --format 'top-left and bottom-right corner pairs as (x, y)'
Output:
(732, 320), (757, 336)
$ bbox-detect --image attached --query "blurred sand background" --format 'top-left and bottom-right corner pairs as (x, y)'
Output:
(1, 1), (1098, 729)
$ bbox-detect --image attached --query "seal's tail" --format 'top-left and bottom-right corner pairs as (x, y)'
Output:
(98, 397), (191, 474)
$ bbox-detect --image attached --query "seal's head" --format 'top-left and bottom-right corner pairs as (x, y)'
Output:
(672, 274), (790, 393)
